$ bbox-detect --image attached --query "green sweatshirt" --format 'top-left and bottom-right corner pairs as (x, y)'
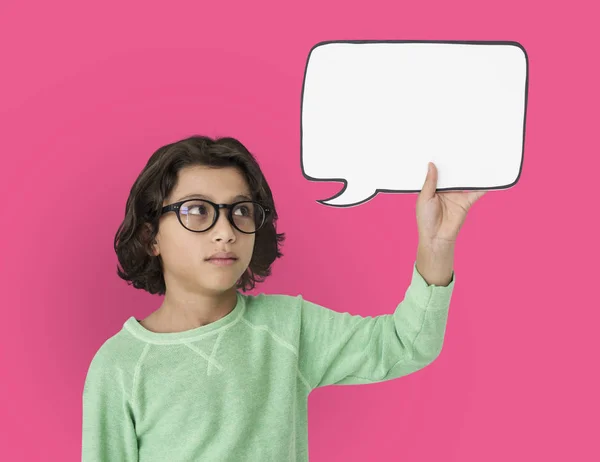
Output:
(82, 262), (455, 461)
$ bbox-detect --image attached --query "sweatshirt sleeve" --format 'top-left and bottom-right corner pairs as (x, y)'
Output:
(297, 261), (455, 391)
(82, 345), (139, 461)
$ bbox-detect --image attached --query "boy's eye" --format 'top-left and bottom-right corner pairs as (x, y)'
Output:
(188, 205), (208, 215)
(181, 201), (211, 216)
(233, 203), (254, 217)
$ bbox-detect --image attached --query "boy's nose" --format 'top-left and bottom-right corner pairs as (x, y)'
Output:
(211, 212), (236, 240)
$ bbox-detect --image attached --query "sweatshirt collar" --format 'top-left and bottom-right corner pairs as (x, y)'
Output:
(123, 291), (246, 344)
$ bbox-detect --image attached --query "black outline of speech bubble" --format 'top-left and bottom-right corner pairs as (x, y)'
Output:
(300, 40), (529, 207)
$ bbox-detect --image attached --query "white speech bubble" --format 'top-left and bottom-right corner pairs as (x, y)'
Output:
(301, 41), (528, 207)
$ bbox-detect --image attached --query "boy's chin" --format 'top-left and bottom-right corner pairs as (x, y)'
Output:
(200, 275), (243, 293)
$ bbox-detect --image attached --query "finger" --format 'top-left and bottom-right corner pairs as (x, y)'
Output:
(419, 162), (438, 200)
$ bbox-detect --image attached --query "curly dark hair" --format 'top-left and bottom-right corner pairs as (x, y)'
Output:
(113, 135), (286, 295)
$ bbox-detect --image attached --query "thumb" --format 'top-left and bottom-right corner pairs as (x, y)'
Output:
(419, 162), (437, 200)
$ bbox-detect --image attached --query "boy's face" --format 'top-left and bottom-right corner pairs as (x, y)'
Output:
(151, 165), (256, 295)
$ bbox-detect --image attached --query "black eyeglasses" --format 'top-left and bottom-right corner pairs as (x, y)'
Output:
(161, 199), (271, 234)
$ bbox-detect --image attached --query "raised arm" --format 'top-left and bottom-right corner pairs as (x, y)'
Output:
(297, 261), (455, 390)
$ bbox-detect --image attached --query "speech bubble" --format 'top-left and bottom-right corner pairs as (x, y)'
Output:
(300, 40), (528, 207)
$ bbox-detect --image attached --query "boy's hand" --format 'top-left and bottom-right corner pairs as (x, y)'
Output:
(416, 162), (487, 250)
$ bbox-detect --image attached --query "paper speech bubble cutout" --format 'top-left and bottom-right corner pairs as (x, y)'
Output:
(300, 40), (528, 207)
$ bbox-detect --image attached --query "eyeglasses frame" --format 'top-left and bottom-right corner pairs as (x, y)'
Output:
(160, 199), (271, 234)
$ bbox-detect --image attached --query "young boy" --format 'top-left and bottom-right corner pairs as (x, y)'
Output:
(82, 135), (485, 461)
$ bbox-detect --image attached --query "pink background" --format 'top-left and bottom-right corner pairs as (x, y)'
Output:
(1, 0), (599, 460)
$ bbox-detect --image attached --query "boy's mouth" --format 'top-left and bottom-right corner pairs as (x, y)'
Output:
(206, 251), (238, 260)
(206, 257), (237, 266)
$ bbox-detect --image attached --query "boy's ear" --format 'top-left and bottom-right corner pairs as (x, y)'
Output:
(143, 222), (160, 257)
(151, 237), (160, 257)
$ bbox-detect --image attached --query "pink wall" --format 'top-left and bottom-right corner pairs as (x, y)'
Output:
(1, 0), (599, 460)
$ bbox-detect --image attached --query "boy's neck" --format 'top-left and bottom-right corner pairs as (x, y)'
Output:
(139, 289), (238, 334)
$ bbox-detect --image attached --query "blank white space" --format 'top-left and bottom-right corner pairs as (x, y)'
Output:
(301, 42), (527, 206)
